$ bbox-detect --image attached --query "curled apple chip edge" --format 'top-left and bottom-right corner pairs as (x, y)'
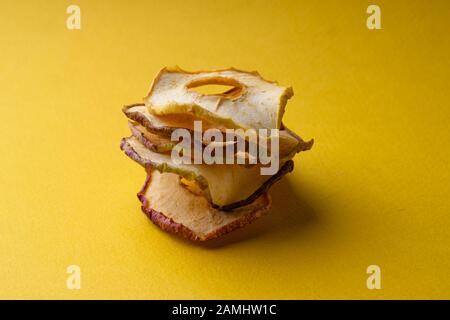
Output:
(120, 67), (313, 240)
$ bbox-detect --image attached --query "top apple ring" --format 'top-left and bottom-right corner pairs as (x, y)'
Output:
(144, 67), (293, 130)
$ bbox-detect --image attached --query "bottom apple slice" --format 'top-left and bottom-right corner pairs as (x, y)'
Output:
(137, 170), (271, 241)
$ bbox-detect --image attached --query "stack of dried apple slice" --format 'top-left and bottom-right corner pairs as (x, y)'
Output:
(120, 67), (313, 241)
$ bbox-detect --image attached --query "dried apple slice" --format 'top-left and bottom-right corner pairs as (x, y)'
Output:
(120, 136), (293, 209)
(144, 67), (293, 130)
(138, 170), (271, 241)
(124, 103), (313, 160)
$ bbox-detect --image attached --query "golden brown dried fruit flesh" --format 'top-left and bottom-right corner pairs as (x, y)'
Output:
(123, 103), (313, 161)
(120, 136), (294, 209)
(144, 67), (293, 130)
(138, 170), (271, 241)
(123, 103), (226, 138)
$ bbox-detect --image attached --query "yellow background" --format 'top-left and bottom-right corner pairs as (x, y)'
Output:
(1, 0), (449, 299)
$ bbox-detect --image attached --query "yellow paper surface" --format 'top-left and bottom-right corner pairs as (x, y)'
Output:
(0, 0), (449, 299)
